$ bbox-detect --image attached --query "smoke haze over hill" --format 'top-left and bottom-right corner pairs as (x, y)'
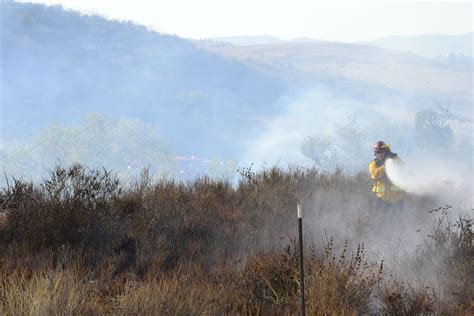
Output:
(1, 2), (473, 186)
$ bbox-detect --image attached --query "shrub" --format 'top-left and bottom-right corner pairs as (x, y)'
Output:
(0, 164), (471, 314)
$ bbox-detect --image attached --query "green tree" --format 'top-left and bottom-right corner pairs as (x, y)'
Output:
(300, 134), (338, 171)
(334, 116), (369, 169)
(415, 108), (454, 152)
(301, 115), (410, 172)
(1, 113), (175, 185)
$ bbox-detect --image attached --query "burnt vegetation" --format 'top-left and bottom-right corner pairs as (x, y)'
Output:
(0, 164), (472, 314)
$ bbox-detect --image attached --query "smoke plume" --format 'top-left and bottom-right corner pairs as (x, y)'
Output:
(385, 154), (473, 205)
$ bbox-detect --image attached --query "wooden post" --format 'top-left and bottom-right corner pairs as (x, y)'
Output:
(297, 204), (305, 316)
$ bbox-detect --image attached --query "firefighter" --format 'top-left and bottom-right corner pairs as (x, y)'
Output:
(369, 141), (404, 207)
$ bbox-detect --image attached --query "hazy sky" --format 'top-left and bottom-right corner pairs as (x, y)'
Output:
(19, 0), (472, 42)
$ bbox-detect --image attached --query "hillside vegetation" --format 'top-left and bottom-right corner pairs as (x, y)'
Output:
(3, 3), (473, 162)
(1, 2), (285, 158)
(201, 41), (473, 111)
(359, 33), (474, 59)
(0, 164), (472, 314)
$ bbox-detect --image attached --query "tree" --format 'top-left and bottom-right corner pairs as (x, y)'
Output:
(334, 115), (369, 169)
(300, 134), (338, 171)
(1, 113), (175, 185)
(301, 115), (411, 172)
(301, 116), (370, 172)
(415, 108), (454, 152)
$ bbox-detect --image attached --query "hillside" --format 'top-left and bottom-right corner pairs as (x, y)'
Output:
(359, 32), (474, 58)
(0, 3), (286, 158)
(210, 35), (283, 46)
(210, 33), (473, 60)
(1, 3), (472, 173)
(200, 41), (473, 116)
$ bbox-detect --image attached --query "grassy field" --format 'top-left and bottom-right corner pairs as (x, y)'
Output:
(0, 164), (472, 315)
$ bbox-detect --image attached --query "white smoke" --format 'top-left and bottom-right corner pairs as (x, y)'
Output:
(385, 154), (473, 204)
(241, 88), (406, 168)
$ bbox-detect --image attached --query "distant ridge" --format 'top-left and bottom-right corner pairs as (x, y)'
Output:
(209, 35), (327, 46)
(358, 33), (473, 58)
(201, 37), (473, 117)
(210, 35), (282, 46)
(208, 33), (473, 60)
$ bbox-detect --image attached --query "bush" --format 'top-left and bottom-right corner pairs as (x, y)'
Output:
(0, 164), (471, 314)
(2, 164), (123, 254)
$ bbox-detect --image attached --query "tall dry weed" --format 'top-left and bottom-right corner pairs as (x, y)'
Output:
(0, 164), (471, 314)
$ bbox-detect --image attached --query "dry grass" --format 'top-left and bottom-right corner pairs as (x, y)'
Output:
(0, 164), (471, 314)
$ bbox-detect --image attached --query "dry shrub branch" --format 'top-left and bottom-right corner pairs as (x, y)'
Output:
(0, 164), (471, 314)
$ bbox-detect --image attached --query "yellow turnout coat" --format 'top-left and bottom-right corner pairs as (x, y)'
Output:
(369, 153), (404, 204)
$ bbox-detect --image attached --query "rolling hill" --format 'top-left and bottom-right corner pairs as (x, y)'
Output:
(359, 32), (473, 58)
(199, 41), (473, 115)
(1, 2), (472, 171)
(0, 2), (287, 158)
